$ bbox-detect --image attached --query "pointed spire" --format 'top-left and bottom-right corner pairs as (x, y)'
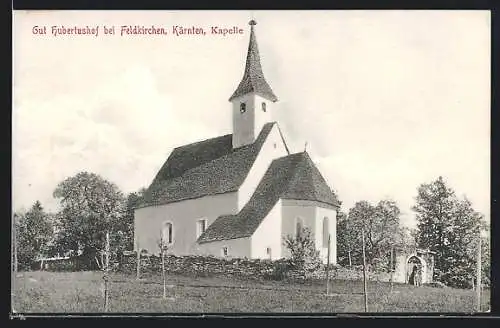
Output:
(229, 20), (278, 102)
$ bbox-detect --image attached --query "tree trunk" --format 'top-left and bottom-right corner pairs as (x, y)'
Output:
(326, 234), (331, 296)
(162, 247), (166, 299)
(95, 256), (99, 269)
(390, 247), (394, 293)
(103, 232), (110, 313)
(13, 223), (18, 273)
(159, 229), (167, 299)
(476, 233), (481, 312)
(105, 232), (110, 271)
(362, 230), (368, 312)
(136, 242), (141, 280)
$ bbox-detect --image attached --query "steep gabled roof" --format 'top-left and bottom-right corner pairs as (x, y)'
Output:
(282, 152), (337, 202)
(229, 20), (278, 102)
(140, 123), (276, 207)
(150, 134), (234, 182)
(198, 152), (340, 244)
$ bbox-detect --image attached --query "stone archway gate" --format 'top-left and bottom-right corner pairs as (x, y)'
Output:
(392, 247), (436, 285)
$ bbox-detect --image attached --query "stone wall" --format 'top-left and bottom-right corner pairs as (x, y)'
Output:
(116, 253), (290, 280)
(333, 265), (393, 282)
(115, 253), (394, 282)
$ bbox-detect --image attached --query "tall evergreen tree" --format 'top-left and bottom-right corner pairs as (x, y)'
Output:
(412, 176), (484, 288)
(481, 231), (491, 287)
(15, 201), (53, 270)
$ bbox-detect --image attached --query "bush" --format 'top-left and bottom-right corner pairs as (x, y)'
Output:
(264, 260), (291, 281)
(283, 227), (323, 279)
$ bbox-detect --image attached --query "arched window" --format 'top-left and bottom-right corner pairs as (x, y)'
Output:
(162, 222), (173, 244)
(240, 102), (246, 113)
(322, 217), (329, 248)
(262, 102), (267, 112)
(296, 218), (303, 238)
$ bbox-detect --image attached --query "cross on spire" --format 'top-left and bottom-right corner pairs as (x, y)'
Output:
(229, 19), (278, 102)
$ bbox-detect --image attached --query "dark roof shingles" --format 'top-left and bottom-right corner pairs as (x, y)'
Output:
(141, 123), (275, 207)
(198, 152), (340, 244)
(151, 134), (233, 182)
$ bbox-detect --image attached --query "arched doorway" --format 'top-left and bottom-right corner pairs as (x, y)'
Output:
(406, 255), (426, 286)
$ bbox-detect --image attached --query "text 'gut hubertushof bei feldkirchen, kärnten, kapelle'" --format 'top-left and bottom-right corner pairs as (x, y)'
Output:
(33, 25), (245, 37)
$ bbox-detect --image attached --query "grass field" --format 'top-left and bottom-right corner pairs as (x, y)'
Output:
(11, 271), (491, 313)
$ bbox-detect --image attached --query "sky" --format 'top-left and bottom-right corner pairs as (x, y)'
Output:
(13, 10), (490, 228)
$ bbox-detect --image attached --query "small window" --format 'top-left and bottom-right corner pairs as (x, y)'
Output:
(273, 142), (277, 149)
(222, 247), (228, 257)
(266, 247), (272, 258)
(197, 219), (207, 238)
(262, 102), (266, 112)
(240, 102), (246, 113)
(296, 218), (303, 238)
(162, 222), (173, 244)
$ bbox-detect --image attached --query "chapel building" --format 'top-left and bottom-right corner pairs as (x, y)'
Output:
(134, 20), (340, 263)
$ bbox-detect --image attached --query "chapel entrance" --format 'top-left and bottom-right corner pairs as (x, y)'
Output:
(407, 256), (423, 286)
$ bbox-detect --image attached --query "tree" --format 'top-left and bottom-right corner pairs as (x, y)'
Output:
(412, 176), (484, 288)
(112, 188), (146, 256)
(13, 212), (22, 272)
(370, 200), (401, 267)
(346, 200), (402, 267)
(53, 172), (126, 268)
(283, 226), (322, 278)
(15, 201), (53, 270)
(394, 226), (417, 251)
(158, 231), (169, 299)
(336, 210), (356, 266)
(481, 233), (490, 287)
(345, 201), (373, 265)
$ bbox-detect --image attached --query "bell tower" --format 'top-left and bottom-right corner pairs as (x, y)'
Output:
(229, 20), (278, 149)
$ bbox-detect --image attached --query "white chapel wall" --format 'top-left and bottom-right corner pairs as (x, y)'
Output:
(250, 200), (283, 260)
(237, 124), (288, 210)
(316, 206), (337, 265)
(232, 93), (256, 148)
(252, 94), (274, 139)
(232, 93), (275, 149)
(134, 192), (238, 255)
(281, 199), (337, 264)
(280, 199), (317, 258)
